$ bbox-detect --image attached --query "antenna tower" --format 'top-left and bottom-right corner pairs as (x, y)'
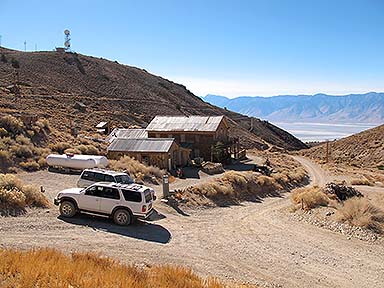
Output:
(64, 29), (71, 51)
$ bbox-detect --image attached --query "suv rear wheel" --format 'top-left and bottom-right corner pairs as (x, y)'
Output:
(59, 201), (77, 218)
(113, 209), (131, 226)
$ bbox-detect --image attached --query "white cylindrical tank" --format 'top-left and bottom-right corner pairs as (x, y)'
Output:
(46, 154), (108, 170)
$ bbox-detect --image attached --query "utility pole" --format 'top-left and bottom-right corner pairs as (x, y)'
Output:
(24, 40), (27, 52)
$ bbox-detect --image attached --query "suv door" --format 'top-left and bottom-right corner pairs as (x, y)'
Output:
(99, 187), (121, 214)
(77, 171), (96, 188)
(77, 185), (103, 212)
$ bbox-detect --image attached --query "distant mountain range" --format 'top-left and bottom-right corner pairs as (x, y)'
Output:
(203, 92), (384, 123)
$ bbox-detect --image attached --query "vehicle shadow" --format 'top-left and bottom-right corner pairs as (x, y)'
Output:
(58, 212), (171, 244)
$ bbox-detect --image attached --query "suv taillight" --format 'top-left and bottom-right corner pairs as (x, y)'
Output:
(142, 205), (147, 212)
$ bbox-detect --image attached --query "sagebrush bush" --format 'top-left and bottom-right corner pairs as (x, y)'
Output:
(109, 156), (164, 182)
(49, 142), (71, 154)
(0, 174), (49, 212)
(291, 186), (330, 210)
(0, 249), (224, 288)
(75, 144), (99, 155)
(336, 197), (384, 233)
(19, 160), (40, 171)
(0, 115), (24, 135)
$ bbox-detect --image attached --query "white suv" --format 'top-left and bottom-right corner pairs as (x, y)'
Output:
(77, 169), (134, 188)
(54, 182), (155, 225)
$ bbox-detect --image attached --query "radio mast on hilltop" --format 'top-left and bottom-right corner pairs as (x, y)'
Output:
(64, 29), (71, 51)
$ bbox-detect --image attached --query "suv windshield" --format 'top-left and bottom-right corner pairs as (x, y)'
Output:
(115, 175), (134, 184)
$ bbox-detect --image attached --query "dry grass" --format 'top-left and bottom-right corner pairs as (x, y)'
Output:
(0, 248), (227, 288)
(336, 197), (384, 233)
(291, 186), (330, 210)
(108, 156), (165, 183)
(0, 174), (49, 215)
(178, 153), (308, 207)
(350, 177), (374, 186)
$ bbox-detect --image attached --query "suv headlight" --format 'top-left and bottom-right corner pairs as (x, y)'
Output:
(57, 193), (62, 199)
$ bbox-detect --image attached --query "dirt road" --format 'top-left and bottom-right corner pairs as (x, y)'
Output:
(1, 158), (384, 287)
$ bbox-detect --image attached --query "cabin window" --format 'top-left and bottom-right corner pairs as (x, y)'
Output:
(180, 134), (186, 142)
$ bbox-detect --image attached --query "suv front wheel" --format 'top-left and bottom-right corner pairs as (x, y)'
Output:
(59, 201), (77, 218)
(113, 209), (132, 226)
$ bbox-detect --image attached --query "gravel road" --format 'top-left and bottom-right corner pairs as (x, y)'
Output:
(1, 158), (384, 287)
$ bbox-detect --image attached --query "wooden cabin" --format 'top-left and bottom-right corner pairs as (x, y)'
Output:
(146, 116), (230, 160)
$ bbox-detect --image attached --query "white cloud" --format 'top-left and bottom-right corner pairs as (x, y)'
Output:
(166, 76), (384, 98)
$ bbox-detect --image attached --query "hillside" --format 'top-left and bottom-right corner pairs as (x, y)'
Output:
(0, 47), (306, 151)
(204, 93), (384, 123)
(301, 124), (384, 168)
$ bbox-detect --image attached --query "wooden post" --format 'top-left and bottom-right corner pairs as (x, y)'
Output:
(325, 141), (329, 163)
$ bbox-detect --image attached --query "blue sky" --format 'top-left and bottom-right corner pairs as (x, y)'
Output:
(1, 0), (383, 97)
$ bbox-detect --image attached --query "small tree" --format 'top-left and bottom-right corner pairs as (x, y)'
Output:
(11, 58), (20, 69)
(0, 54), (7, 63)
(211, 141), (227, 163)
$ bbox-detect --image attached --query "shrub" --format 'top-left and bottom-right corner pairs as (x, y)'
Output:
(0, 54), (7, 63)
(0, 150), (11, 168)
(49, 142), (71, 154)
(0, 115), (24, 135)
(11, 58), (20, 68)
(336, 197), (384, 233)
(0, 174), (49, 211)
(19, 160), (40, 171)
(75, 144), (99, 155)
(0, 187), (26, 208)
(0, 127), (7, 137)
(109, 156), (164, 182)
(291, 186), (330, 210)
(11, 144), (33, 158)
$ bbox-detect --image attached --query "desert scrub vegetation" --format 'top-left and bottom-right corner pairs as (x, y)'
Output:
(0, 248), (227, 288)
(0, 114), (106, 172)
(0, 174), (49, 215)
(174, 153), (308, 207)
(336, 198), (384, 233)
(290, 184), (384, 234)
(291, 186), (331, 210)
(108, 156), (165, 184)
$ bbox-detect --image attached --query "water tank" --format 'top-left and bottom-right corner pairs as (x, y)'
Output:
(46, 154), (108, 170)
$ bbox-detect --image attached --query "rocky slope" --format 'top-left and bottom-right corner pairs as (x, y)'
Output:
(0, 47), (306, 150)
(301, 124), (384, 168)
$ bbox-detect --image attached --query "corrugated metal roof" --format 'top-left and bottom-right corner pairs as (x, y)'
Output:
(146, 116), (225, 132)
(108, 138), (175, 153)
(106, 128), (148, 143)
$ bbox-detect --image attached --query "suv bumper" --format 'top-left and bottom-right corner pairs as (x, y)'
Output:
(135, 209), (154, 220)
(53, 197), (60, 206)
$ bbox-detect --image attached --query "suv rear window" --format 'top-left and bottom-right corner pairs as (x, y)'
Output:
(122, 189), (142, 202)
(144, 190), (152, 203)
(81, 171), (95, 181)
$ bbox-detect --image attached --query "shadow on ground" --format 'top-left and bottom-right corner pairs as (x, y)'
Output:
(58, 210), (171, 244)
